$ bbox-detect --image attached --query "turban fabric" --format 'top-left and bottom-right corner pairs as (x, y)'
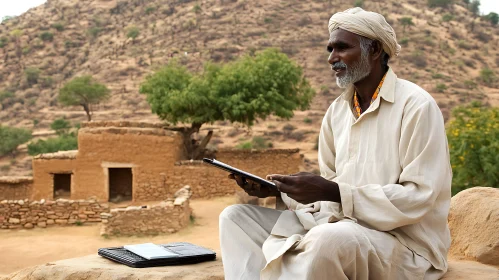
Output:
(328, 7), (401, 57)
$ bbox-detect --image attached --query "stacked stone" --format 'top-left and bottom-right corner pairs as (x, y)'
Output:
(0, 199), (109, 229)
(101, 186), (192, 236)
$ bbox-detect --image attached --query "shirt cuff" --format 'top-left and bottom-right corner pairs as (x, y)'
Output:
(337, 182), (354, 220)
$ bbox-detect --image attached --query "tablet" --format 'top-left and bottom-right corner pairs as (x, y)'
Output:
(203, 158), (277, 190)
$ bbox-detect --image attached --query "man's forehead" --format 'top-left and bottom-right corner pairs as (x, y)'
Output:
(328, 29), (359, 44)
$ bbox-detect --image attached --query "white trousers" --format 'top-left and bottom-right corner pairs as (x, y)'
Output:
(219, 204), (443, 280)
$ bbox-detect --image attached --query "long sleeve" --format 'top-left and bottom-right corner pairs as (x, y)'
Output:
(318, 106), (337, 181)
(337, 101), (452, 231)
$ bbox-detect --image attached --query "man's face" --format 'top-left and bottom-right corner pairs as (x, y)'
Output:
(327, 29), (372, 88)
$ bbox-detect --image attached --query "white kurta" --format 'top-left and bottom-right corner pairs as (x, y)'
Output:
(259, 68), (452, 279)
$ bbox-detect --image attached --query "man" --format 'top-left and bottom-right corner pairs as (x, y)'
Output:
(219, 7), (452, 280)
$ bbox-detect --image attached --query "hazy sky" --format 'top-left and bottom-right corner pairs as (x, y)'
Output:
(1, 0), (499, 21)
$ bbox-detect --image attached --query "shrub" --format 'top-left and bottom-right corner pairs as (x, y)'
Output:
(0, 37), (8, 48)
(479, 68), (496, 86)
(50, 118), (71, 135)
(0, 126), (32, 157)
(303, 117), (312, 124)
(399, 37), (409, 46)
(463, 80), (478, 89)
(457, 40), (472, 50)
(264, 18), (272, 24)
(406, 50), (427, 68)
(447, 103), (499, 195)
(427, 0), (453, 8)
(282, 123), (296, 132)
(145, 5), (156, 15)
(40, 76), (54, 88)
(126, 26), (140, 42)
(27, 133), (78, 156)
(354, 0), (363, 7)
(442, 13), (454, 22)
(192, 4), (202, 14)
(24, 67), (41, 86)
(236, 136), (271, 150)
(39, 31), (54, 42)
(435, 83), (447, 92)
(51, 22), (64, 31)
(88, 27), (101, 38)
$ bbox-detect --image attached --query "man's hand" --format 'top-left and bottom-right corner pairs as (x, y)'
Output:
(268, 172), (341, 204)
(228, 174), (281, 198)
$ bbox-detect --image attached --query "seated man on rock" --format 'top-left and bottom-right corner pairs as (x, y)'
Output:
(219, 7), (452, 280)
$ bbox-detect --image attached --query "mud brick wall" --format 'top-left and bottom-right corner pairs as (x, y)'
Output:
(168, 149), (301, 199)
(0, 177), (33, 200)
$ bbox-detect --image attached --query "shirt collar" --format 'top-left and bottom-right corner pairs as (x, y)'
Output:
(340, 67), (397, 104)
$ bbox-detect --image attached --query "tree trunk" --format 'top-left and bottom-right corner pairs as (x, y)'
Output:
(177, 123), (213, 160)
(82, 103), (91, 121)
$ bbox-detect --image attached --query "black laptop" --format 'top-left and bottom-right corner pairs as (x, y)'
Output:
(98, 242), (216, 268)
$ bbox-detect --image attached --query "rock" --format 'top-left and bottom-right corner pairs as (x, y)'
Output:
(2, 254), (223, 280)
(18, 200), (24, 205)
(8, 218), (20, 224)
(448, 187), (499, 266)
(1, 254), (497, 280)
(24, 223), (34, 229)
(46, 219), (54, 225)
(37, 222), (47, 228)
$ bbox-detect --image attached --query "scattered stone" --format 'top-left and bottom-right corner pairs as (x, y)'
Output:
(9, 218), (20, 224)
(24, 223), (34, 229)
(37, 222), (47, 228)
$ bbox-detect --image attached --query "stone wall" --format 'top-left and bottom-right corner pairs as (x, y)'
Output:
(167, 149), (302, 199)
(0, 198), (109, 229)
(100, 187), (192, 236)
(0, 177), (33, 200)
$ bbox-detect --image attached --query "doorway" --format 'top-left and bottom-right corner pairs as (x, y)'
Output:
(53, 173), (71, 199)
(108, 168), (133, 202)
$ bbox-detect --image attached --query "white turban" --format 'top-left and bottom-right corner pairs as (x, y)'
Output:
(328, 7), (401, 57)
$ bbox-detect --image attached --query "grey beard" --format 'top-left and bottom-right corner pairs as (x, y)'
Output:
(336, 51), (371, 89)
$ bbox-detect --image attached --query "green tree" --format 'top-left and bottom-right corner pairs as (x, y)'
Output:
(398, 17), (415, 33)
(58, 75), (110, 121)
(485, 12), (498, 25)
(447, 103), (499, 195)
(27, 133), (78, 156)
(50, 118), (71, 135)
(0, 126), (32, 157)
(126, 26), (140, 43)
(140, 48), (315, 159)
(469, 0), (480, 16)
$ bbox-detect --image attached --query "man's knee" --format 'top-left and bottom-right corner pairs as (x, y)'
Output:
(305, 222), (366, 251)
(219, 204), (252, 225)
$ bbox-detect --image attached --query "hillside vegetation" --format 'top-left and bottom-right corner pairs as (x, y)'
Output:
(0, 0), (498, 175)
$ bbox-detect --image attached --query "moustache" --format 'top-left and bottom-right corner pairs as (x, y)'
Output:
(331, 61), (347, 71)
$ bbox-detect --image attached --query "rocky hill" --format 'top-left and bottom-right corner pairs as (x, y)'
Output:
(0, 0), (498, 175)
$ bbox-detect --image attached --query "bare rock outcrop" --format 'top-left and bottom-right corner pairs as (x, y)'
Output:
(2, 254), (223, 280)
(2, 254), (497, 280)
(448, 187), (499, 265)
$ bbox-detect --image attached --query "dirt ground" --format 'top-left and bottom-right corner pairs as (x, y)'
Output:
(0, 197), (236, 276)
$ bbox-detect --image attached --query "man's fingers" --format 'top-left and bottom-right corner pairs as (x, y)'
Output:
(273, 181), (295, 194)
(268, 174), (288, 183)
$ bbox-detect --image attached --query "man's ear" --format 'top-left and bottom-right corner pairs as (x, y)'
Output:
(371, 41), (383, 61)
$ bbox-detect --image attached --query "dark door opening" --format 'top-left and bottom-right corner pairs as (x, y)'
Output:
(109, 168), (133, 202)
(53, 173), (71, 199)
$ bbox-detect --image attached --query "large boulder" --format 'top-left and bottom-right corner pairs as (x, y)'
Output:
(2, 254), (497, 280)
(448, 187), (499, 265)
(2, 254), (224, 280)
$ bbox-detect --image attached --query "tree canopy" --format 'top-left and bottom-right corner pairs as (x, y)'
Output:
(58, 75), (110, 121)
(0, 126), (32, 157)
(140, 48), (315, 159)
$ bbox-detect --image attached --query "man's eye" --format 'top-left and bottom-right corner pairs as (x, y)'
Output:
(327, 46), (333, 53)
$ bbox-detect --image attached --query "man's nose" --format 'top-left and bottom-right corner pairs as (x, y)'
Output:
(328, 50), (339, 65)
